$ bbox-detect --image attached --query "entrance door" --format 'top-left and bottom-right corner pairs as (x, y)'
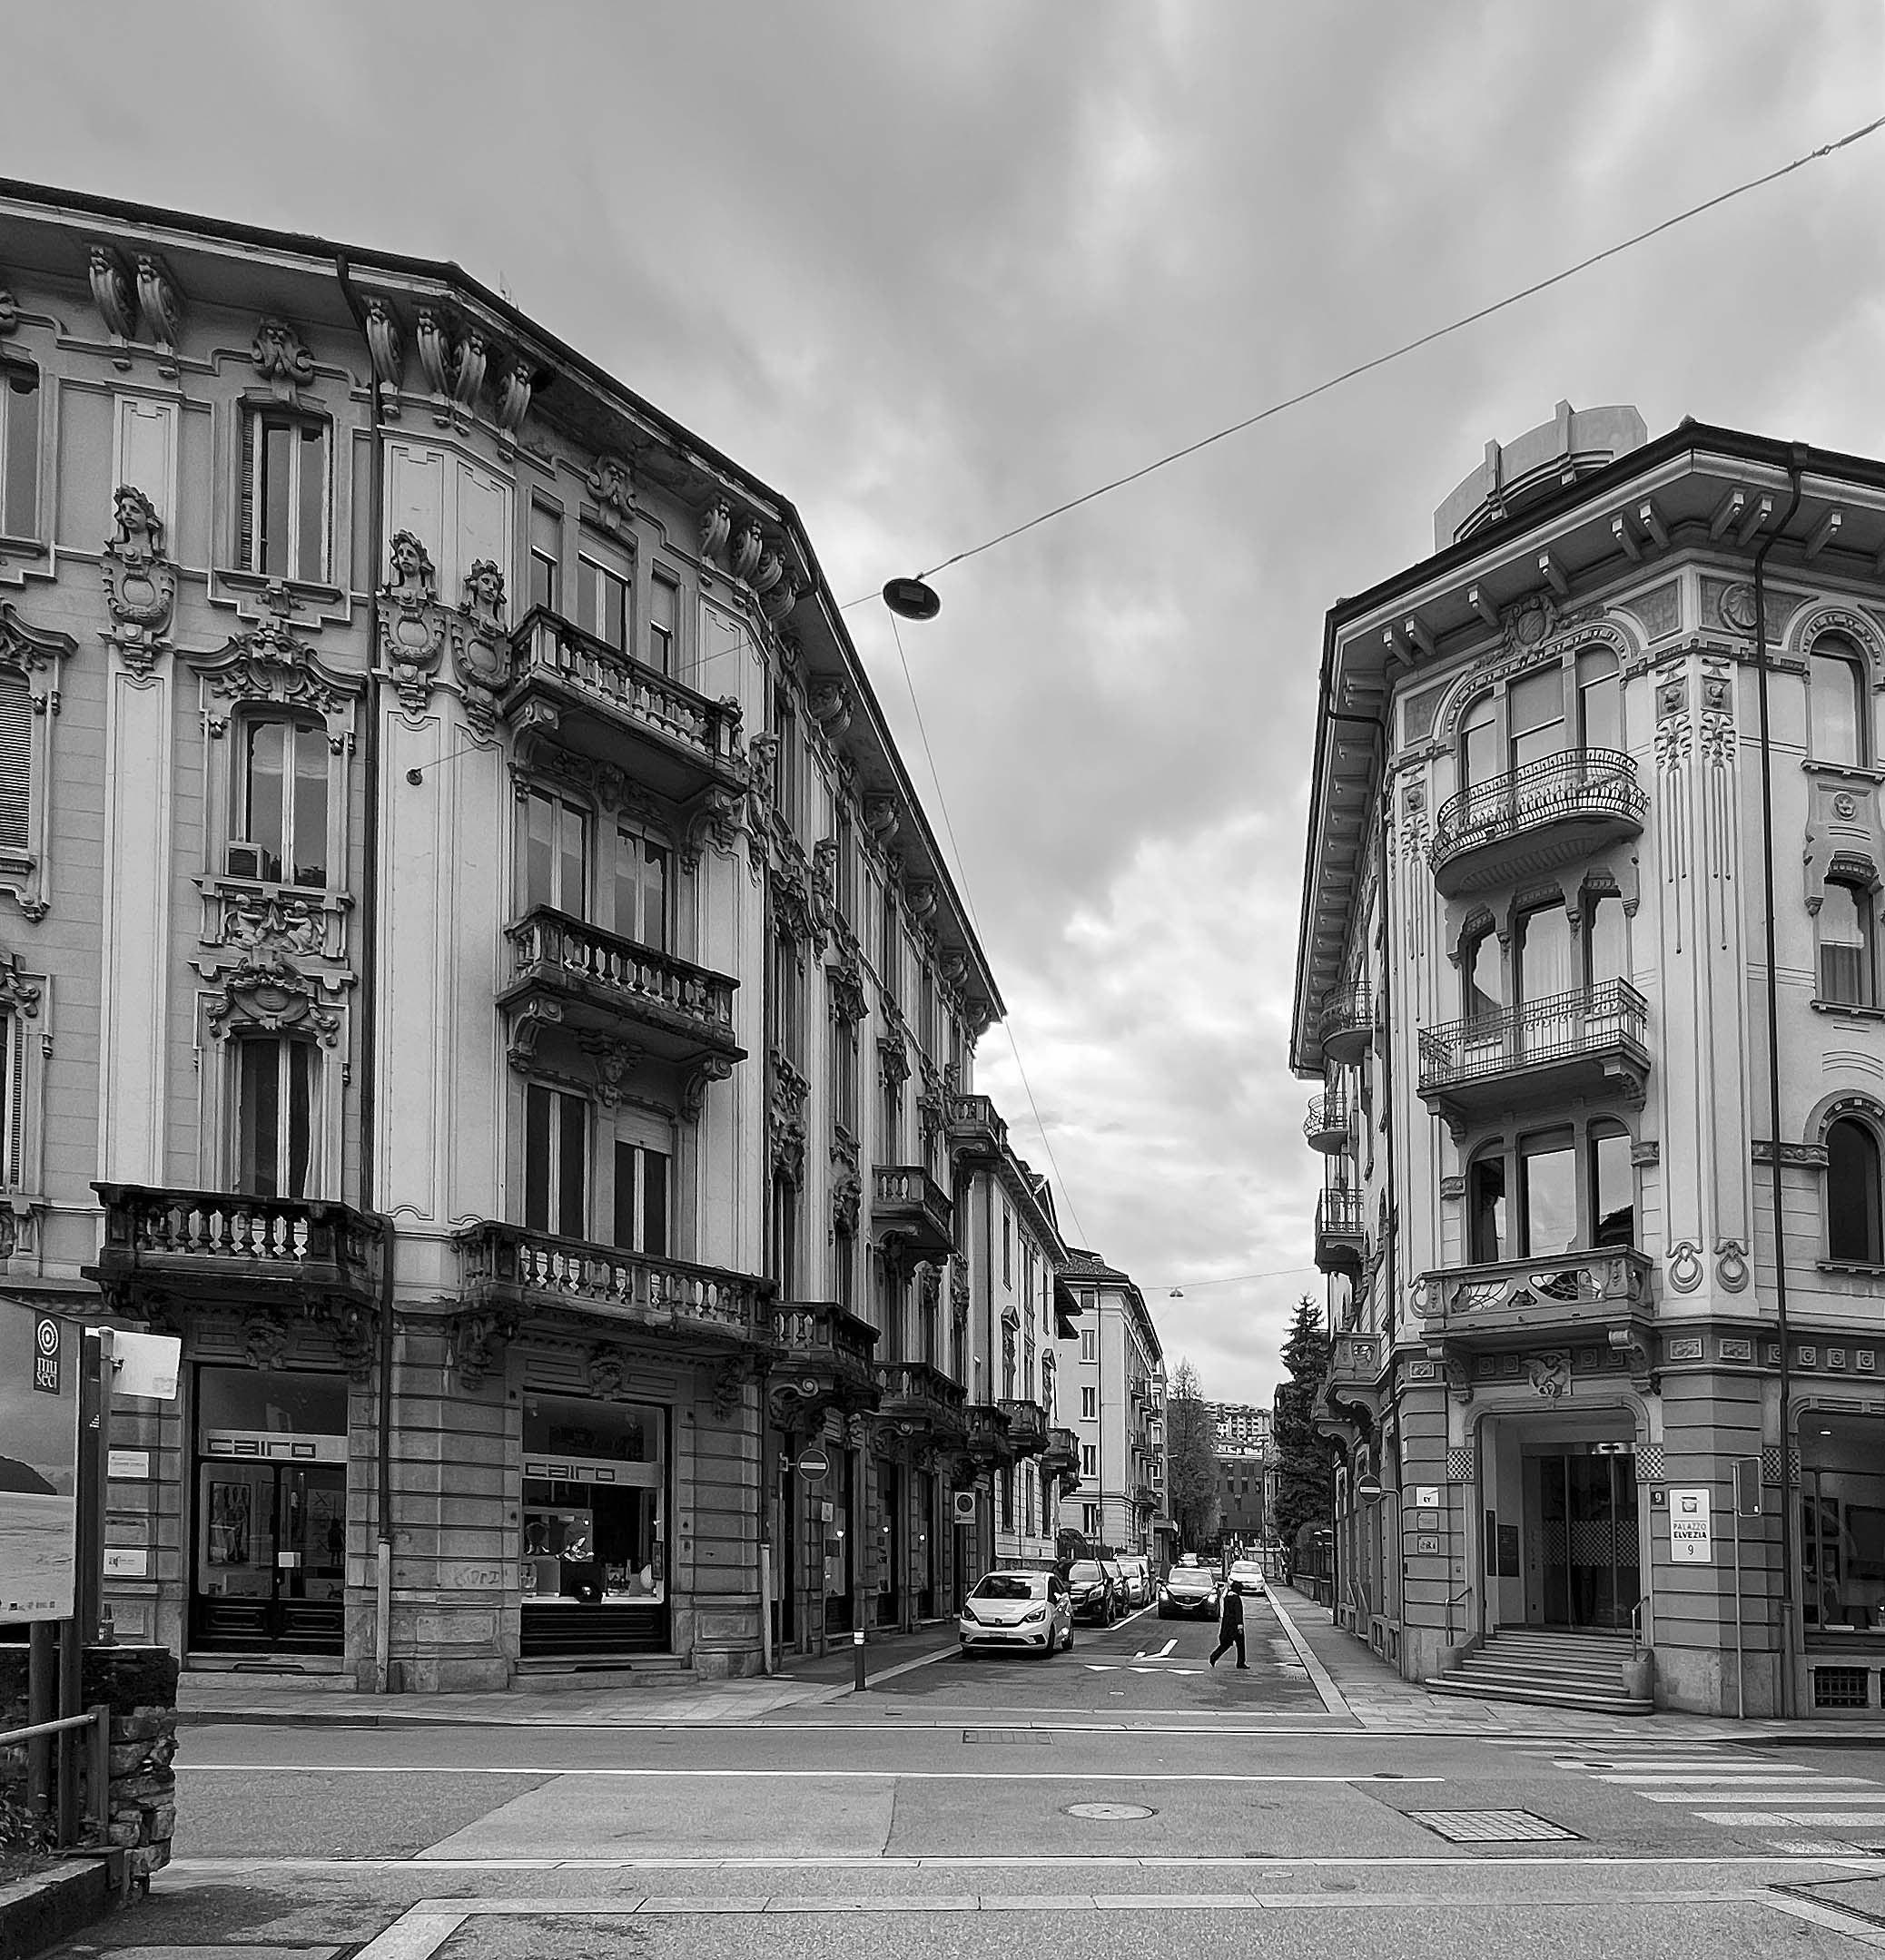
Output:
(1535, 1452), (1640, 1629)
(192, 1460), (346, 1652)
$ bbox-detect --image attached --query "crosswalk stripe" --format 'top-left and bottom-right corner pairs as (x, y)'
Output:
(1599, 1776), (1876, 1788)
(1637, 1790), (1885, 1806)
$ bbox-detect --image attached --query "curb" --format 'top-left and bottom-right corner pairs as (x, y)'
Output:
(0, 1852), (124, 1960)
(1263, 1589), (1355, 1720)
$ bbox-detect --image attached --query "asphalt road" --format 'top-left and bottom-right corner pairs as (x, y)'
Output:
(36, 1607), (1885, 1958)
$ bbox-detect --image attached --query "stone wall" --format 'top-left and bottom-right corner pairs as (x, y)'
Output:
(0, 1644), (179, 1883)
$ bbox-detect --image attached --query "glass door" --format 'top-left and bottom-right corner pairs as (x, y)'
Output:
(1534, 1452), (1640, 1630)
(191, 1461), (345, 1653)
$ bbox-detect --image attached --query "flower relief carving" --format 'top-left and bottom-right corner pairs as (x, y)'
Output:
(203, 949), (341, 1047)
(379, 530), (446, 714)
(450, 558), (511, 737)
(99, 485), (177, 674)
(251, 316), (316, 402)
(195, 618), (353, 742)
(586, 456), (634, 530)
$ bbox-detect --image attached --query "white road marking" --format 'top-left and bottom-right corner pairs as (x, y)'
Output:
(352, 1909), (469, 1960)
(1637, 1789), (1885, 1805)
(1702, 1811), (1885, 1828)
(1130, 1640), (1179, 1660)
(177, 1764), (1429, 1782)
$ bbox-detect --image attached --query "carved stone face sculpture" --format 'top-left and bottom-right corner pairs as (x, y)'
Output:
(467, 558), (506, 616)
(112, 485), (158, 550)
(389, 529), (432, 589)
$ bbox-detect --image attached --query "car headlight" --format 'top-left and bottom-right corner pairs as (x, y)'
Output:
(1021, 1606), (1046, 1622)
(962, 1607), (980, 1624)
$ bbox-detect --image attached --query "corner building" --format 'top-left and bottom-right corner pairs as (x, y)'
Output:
(0, 182), (1010, 1690)
(1294, 403), (1885, 1717)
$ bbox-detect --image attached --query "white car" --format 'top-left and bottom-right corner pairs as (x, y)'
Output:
(1228, 1559), (1266, 1597)
(959, 1570), (1074, 1657)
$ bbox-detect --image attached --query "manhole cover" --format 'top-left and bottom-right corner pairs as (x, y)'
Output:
(1405, 1809), (1579, 1844)
(1067, 1802), (1157, 1820)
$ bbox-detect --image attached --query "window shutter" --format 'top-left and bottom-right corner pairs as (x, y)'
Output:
(0, 674), (29, 856)
(1, 1010), (19, 1189)
(238, 410), (256, 570)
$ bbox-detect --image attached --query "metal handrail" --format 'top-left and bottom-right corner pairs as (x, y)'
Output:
(1418, 979), (1650, 1089)
(1431, 746), (1644, 861)
(1445, 1584), (1475, 1649)
(1629, 1597), (1646, 1660)
(0, 1703), (112, 1847)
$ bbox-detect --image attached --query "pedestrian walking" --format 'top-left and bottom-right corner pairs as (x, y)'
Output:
(1209, 1582), (1247, 1669)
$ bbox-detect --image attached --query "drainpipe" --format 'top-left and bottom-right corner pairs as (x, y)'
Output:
(334, 252), (395, 1692)
(1753, 451), (1806, 1719)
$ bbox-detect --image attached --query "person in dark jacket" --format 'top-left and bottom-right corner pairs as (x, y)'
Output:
(1209, 1581), (1247, 1669)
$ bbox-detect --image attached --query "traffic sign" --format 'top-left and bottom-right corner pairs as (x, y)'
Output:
(795, 1445), (831, 1480)
(1355, 1474), (1383, 1502)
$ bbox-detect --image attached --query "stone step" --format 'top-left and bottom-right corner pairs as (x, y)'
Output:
(512, 1656), (696, 1693)
(1425, 1673), (1653, 1717)
(182, 1662), (351, 1690)
(1447, 1661), (1633, 1695)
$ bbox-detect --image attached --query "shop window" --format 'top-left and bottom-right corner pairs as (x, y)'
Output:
(1811, 637), (1868, 768)
(522, 788), (587, 918)
(231, 711), (328, 886)
(1827, 1116), (1884, 1265)
(1820, 877), (1878, 1008)
(648, 569), (679, 674)
(524, 1083), (587, 1239)
(233, 1036), (318, 1199)
(1801, 1421), (1885, 1632)
(242, 409), (329, 583)
(612, 1140), (668, 1257)
(612, 824), (669, 951)
(522, 1394), (666, 1610)
(0, 362), (40, 539)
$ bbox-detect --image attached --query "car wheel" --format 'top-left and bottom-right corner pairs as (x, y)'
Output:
(1064, 1622), (1074, 1650)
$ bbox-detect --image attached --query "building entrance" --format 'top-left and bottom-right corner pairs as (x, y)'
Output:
(1525, 1449), (1640, 1630)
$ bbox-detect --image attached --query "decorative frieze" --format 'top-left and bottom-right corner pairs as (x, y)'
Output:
(251, 317), (316, 402)
(202, 950), (341, 1047)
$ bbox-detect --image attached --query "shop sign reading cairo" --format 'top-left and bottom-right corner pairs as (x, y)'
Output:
(0, 1302), (81, 1621)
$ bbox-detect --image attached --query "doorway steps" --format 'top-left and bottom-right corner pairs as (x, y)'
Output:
(1424, 1629), (1652, 1716)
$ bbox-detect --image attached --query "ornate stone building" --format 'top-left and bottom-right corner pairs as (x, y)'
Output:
(1295, 402), (1885, 1716)
(0, 182), (1014, 1689)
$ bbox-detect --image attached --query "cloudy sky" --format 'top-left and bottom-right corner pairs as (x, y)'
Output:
(9, 3), (1884, 1406)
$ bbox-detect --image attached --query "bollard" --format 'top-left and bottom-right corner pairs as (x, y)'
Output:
(853, 1627), (867, 1693)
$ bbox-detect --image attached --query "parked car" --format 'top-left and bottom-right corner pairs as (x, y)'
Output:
(1227, 1559), (1266, 1597)
(1114, 1553), (1152, 1608)
(1159, 1561), (1220, 1619)
(1066, 1557), (1120, 1624)
(959, 1570), (1074, 1658)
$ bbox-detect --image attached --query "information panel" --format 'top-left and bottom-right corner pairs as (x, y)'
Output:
(0, 1303), (80, 1620)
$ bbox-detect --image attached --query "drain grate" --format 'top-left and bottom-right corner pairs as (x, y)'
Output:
(962, 1729), (1051, 1744)
(1405, 1809), (1580, 1844)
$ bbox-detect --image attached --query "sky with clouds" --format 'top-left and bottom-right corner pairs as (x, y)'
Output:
(8, 1), (1884, 1408)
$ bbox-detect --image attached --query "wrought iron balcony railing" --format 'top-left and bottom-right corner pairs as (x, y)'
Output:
(1318, 982), (1374, 1065)
(1314, 1187), (1366, 1275)
(457, 1222), (768, 1345)
(501, 906), (744, 1066)
(1418, 980), (1649, 1111)
(90, 1183), (380, 1311)
(1304, 1090), (1354, 1153)
(1429, 748), (1646, 897)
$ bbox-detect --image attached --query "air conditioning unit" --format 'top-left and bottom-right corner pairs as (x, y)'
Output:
(226, 841), (267, 881)
(951, 1490), (977, 1523)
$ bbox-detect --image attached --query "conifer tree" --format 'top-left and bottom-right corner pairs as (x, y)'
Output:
(1271, 1295), (1334, 1548)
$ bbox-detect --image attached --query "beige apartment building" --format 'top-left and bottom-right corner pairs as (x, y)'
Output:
(0, 180), (1029, 1689)
(1058, 1252), (1169, 1559)
(1296, 402), (1885, 1717)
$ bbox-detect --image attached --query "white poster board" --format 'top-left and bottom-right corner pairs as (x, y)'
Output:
(0, 1303), (80, 1620)
(1670, 1486), (1712, 1565)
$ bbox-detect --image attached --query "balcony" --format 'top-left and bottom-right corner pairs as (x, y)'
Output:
(1304, 1090), (1354, 1155)
(1314, 1187), (1366, 1275)
(498, 907), (745, 1069)
(1318, 982), (1374, 1066)
(945, 1091), (1010, 1166)
(1429, 748), (1646, 899)
(503, 607), (747, 803)
(1324, 1330), (1387, 1424)
(769, 1299), (882, 1428)
(1417, 980), (1650, 1127)
(1133, 1482), (1159, 1512)
(998, 1397), (1048, 1458)
(456, 1222), (768, 1351)
(872, 1165), (955, 1261)
(964, 1402), (1014, 1467)
(1041, 1425), (1080, 1475)
(874, 1359), (968, 1442)
(1416, 1246), (1656, 1363)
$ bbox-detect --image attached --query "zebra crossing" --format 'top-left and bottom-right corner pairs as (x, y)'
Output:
(1512, 1738), (1885, 1832)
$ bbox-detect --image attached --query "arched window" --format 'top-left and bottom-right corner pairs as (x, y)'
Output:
(1827, 1116), (1884, 1265)
(1515, 902), (1573, 1007)
(1467, 1144), (1508, 1264)
(1577, 648), (1622, 752)
(1463, 923), (1503, 1022)
(1820, 877), (1878, 1007)
(233, 1035), (318, 1198)
(1509, 665), (1565, 772)
(232, 710), (328, 887)
(1461, 694), (1498, 792)
(1585, 890), (1628, 988)
(1811, 636), (1868, 768)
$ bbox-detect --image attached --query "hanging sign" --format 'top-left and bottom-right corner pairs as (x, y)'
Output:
(1670, 1487), (1712, 1564)
(1, 1304), (80, 1621)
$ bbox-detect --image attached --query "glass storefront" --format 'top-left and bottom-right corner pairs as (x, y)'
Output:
(1802, 1415), (1885, 1634)
(192, 1365), (348, 1654)
(1530, 1449), (1640, 1630)
(519, 1393), (668, 1658)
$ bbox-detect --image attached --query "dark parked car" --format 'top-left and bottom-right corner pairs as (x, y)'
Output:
(1158, 1560), (1220, 1619)
(1066, 1558), (1120, 1624)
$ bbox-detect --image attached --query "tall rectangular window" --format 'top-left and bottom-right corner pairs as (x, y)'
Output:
(577, 555), (630, 651)
(770, 1178), (798, 1295)
(1081, 1386), (1097, 1421)
(238, 714), (328, 887)
(772, 687), (799, 835)
(0, 1007), (19, 1189)
(613, 827), (669, 950)
(243, 410), (328, 583)
(1081, 1327), (1096, 1364)
(528, 502), (561, 615)
(0, 673), (26, 858)
(834, 808), (854, 924)
(523, 789), (587, 916)
(1519, 1130), (1576, 1256)
(235, 1038), (316, 1199)
(524, 1084), (587, 1238)
(1002, 1207), (1012, 1285)
(1081, 1443), (1097, 1476)
(0, 365), (40, 539)
(880, 890), (899, 1002)
(649, 570), (680, 674)
(612, 1140), (669, 1256)
(879, 1069), (902, 1159)
(770, 927), (803, 1068)
(830, 1006), (858, 1134)
(1082, 1502), (1100, 1536)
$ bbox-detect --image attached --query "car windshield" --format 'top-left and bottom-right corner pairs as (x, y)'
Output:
(1068, 1561), (1105, 1581)
(971, 1574), (1044, 1601)
(1231, 1561), (1259, 1574)
(1170, 1567), (1210, 1582)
